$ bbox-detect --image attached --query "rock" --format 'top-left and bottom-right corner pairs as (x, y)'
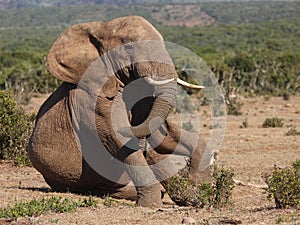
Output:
(182, 216), (196, 224)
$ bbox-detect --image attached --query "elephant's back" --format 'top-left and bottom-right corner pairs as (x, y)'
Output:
(28, 82), (83, 187)
(28, 82), (131, 194)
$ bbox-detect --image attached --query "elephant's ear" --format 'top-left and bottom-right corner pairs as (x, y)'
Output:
(45, 22), (104, 84)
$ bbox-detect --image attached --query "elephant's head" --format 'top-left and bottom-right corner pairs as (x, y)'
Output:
(45, 16), (202, 139)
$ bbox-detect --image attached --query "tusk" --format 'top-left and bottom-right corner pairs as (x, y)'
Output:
(144, 77), (175, 86)
(176, 78), (205, 89)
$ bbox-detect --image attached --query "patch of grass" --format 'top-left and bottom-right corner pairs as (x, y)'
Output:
(0, 90), (35, 166)
(166, 165), (234, 208)
(0, 196), (98, 219)
(262, 160), (300, 209)
(285, 126), (300, 136)
(262, 117), (284, 128)
(275, 215), (291, 224)
(182, 121), (194, 132)
(103, 195), (135, 208)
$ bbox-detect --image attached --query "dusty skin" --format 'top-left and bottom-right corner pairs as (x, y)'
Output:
(0, 95), (299, 225)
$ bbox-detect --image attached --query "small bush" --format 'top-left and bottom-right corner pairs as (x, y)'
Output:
(227, 97), (242, 116)
(285, 126), (300, 136)
(282, 92), (290, 101)
(0, 196), (98, 219)
(240, 117), (248, 128)
(262, 160), (300, 209)
(262, 117), (284, 128)
(182, 121), (194, 132)
(0, 90), (35, 166)
(166, 165), (234, 208)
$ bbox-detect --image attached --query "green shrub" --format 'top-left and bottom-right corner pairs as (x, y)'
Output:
(262, 117), (284, 128)
(0, 90), (35, 166)
(226, 97), (243, 116)
(0, 196), (98, 219)
(262, 160), (300, 209)
(0, 51), (60, 104)
(282, 92), (290, 101)
(166, 165), (234, 208)
(182, 121), (194, 132)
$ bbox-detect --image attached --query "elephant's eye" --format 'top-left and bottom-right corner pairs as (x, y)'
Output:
(124, 43), (134, 54)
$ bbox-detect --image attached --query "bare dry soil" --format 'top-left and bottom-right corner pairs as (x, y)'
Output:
(0, 95), (300, 225)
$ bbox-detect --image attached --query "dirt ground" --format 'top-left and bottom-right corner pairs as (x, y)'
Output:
(0, 95), (300, 225)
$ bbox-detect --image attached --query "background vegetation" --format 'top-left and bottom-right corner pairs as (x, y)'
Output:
(0, 1), (299, 103)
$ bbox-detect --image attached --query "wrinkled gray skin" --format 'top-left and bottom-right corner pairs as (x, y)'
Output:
(28, 16), (209, 207)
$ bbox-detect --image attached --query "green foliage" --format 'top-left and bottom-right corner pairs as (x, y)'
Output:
(201, 2), (300, 25)
(262, 160), (300, 209)
(212, 166), (235, 208)
(282, 92), (290, 101)
(182, 121), (194, 132)
(161, 18), (300, 97)
(226, 97), (242, 116)
(0, 2), (299, 100)
(166, 166), (234, 208)
(103, 195), (135, 207)
(0, 51), (60, 104)
(262, 117), (284, 128)
(0, 90), (35, 166)
(0, 196), (98, 219)
(275, 214), (298, 224)
(285, 126), (300, 136)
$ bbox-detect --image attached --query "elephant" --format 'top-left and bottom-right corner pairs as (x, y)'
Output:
(28, 15), (210, 207)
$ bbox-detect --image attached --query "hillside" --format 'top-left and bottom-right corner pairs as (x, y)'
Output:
(0, 0), (284, 9)
(0, 0), (152, 9)
(1, 1), (300, 29)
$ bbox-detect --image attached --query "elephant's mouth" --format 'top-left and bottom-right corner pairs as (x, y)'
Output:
(117, 76), (204, 139)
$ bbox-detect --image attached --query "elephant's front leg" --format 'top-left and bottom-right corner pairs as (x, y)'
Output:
(122, 138), (163, 207)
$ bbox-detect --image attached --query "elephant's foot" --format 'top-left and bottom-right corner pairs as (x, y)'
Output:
(110, 182), (137, 201)
(136, 183), (163, 207)
(123, 141), (163, 207)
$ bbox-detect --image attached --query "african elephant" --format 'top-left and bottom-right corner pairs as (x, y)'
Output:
(28, 16), (209, 207)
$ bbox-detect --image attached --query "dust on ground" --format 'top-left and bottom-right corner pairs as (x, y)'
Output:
(1, 95), (300, 225)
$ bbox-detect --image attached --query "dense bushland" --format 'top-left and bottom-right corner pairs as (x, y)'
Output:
(161, 18), (300, 96)
(1, 3), (299, 100)
(0, 51), (59, 104)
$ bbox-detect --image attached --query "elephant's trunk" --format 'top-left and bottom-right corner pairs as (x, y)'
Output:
(126, 80), (177, 139)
